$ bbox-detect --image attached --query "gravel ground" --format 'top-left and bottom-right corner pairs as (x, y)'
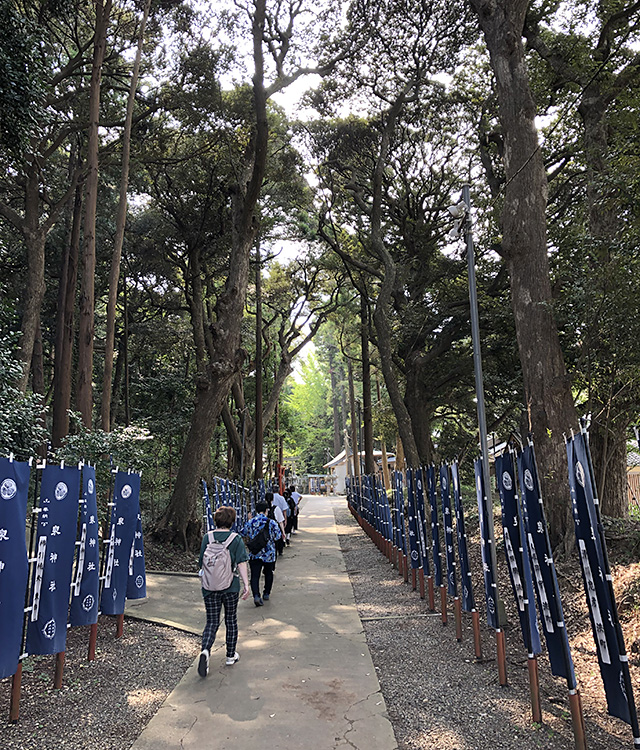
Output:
(333, 503), (638, 750)
(0, 617), (199, 750)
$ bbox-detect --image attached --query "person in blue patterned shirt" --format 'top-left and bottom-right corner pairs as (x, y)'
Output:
(242, 500), (282, 606)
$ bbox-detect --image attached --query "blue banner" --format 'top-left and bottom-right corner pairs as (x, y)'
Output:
(202, 480), (214, 532)
(451, 461), (474, 613)
(0, 457), (31, 678)
(406, 469), (422, 570)
(567, 431), (635, 725)
(426, 465), (443, 587)
(100, 471), (141, 616)
(440, 465), (457, 597)
(495, 451), (541, 655)
(474, 458), (499, 629)
(26, 463), (81, 655)
(413, 467), (430, 576)
(393, 472), (406, 554)
(69, 465), (100, 627)
(126, 499), (146, 601)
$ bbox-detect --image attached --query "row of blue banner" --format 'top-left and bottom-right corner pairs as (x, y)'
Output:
(0, 459), (146, 680)
(347, 432), (638, 734)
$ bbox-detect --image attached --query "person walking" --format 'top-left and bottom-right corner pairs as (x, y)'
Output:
(197, 506), (250, 677)
(289, 484), (302, 533)
(242, 499), (282, 606)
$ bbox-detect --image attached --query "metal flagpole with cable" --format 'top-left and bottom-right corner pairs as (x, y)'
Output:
(448, 185), (506, 684)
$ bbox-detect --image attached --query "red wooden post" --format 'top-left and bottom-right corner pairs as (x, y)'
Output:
(496, 628), (508, 686)
(568, 689), (588, 750)
(472, 609), (482, 660)
(54, 652), (65, 689)
(454, 597), (463, 642)
(427, 576), (435, 611)
(116, 613), (124, 637)
(528, 655), (542, 723)
(440, 586), (447, 625)
(9, 663), (23, 723)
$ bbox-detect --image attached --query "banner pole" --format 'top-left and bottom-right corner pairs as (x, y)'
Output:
(472, 609), (482, 660)
(440, 585), (447, 625)
(496, 628), (508, 686)
(428, 576), (435, 611)
(10, 457), (38, 724)
(580, 420), (640, 744)
(527, 653), (542, 723)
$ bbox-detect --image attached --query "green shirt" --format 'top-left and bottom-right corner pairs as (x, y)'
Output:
(199, 529), (249, 595)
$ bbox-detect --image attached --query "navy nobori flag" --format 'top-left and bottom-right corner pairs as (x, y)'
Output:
(495, 452), (541, 655)
(406, 469), (422, 570)
(567, 432), (634, 725)
(440, 465), (457, 597)
(126, 489), (146, 600)
(414, 468), (430, 576)
(100, 471), (141, 616)
(474, 458), (498, 629)
(202, 480), (214, 532)
(393, 472), (406, 554)
(451, 461), (474, 613)
(70, 465), (100, 627)
(378, 479), (392, 544)
(517, 443), (575, 683)
(26, 464), (81, 656)
(426, 465), (443, 587)
(0, 457), (31, 679)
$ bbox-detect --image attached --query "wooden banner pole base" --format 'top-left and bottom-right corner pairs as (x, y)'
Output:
(411, 568), (417, 590)
(427, 576), (435, 611)
(88, 622), (98, 661)
(496, 628), (508, 686)
(568, 689), (588, 750)
(528, 655), (542, 724)
(419, 568), (425, 599)
(440, 586), (447, 625)
(403, 555), (409, 583)
(116, 613), (124, 638)
(54, 651), (65, 689)
(454, 597), (462, 642)
(9, 662), (23, 723)
(472, 609), (482, 660)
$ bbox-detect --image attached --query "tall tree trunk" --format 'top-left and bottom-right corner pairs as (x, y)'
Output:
(157, 0), (270, 548)
(404, 354), (435, 465)
(52, 182), (83, 447)
(254, 250), (264, 480)
(348, 359), (360, 478)
(329, 346), (341, 456)
(101, 0), (152, 431)
(361, 293), (375, 474)
(470, 0), (577, 546)
(589, 418), (628, 518)
(16, 165), (47, 393)
(76, 0), (113, 427)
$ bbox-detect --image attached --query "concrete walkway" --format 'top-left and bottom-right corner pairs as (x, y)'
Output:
(127, 496), (398, 750)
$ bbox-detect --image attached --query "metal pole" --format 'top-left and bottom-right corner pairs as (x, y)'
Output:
(462, 184), (501, 611)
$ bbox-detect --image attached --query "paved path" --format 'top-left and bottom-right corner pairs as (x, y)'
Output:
(127, 496), (398, 750)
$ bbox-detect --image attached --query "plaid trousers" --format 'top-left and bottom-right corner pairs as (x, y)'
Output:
(202, 590), (239, 657)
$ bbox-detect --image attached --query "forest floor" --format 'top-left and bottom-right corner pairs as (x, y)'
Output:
(1, 500), (640, 749)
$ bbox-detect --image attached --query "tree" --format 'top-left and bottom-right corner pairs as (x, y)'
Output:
(469, 0), (578, 545)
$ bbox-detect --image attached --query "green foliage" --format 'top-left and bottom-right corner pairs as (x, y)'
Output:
(0, 296), (47, 456)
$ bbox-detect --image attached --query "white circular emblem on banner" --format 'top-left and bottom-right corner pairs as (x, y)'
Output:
(502, 472), (512, 491)
(113, 588), (118, 601)
(136, 575), (144, 589)
(1, 478), (17, 500)
(524, 469), (534, 492)
(88, 479), (94, 495)
(576, 462), (586, 488)
(82, 594), (95, 612)
(411, 550), (419, 561)
(121, 484), (132, 499)
(487, 597), (495, 614)
(55, 482), (68, 500)
(43, 619), (57, 639)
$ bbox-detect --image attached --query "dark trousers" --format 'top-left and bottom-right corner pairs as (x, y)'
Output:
(249, 558), (275, 598)
(285, 514), (294, 536)
(202, 591), (239, 657)
(293, 509), (299, 531)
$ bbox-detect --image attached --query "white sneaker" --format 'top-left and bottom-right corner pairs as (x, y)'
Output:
(225, 651), (240, 666)
(198, 649), (210, 677)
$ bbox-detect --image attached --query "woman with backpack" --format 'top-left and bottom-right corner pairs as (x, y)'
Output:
(197, 506), (250, 677)
(242, 498), (282, 606)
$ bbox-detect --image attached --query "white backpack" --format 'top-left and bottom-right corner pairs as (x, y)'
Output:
(201, 531), (237, 591)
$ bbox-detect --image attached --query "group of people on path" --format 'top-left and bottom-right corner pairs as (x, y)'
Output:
(197, 485), (302, 677)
